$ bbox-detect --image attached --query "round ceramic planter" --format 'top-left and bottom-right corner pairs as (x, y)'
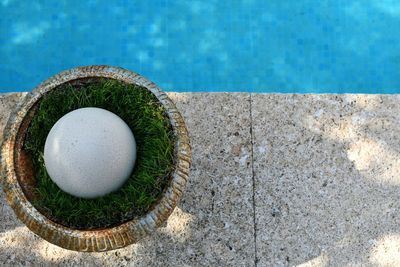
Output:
(0, 65), (191, 252)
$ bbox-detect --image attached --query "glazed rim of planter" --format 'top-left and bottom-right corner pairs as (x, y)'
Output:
(0, 65), (191, 252)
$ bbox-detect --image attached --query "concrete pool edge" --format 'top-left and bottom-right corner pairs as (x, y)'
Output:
(1, 92), (400, 266)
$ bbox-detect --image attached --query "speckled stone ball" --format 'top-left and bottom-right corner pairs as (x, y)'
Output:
(44, 107), (136, 199)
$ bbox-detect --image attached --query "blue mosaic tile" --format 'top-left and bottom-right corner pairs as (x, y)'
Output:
(0, 0), (399, 93)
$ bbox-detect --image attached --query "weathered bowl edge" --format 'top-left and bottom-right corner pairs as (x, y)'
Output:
(0, 65), (191, 252)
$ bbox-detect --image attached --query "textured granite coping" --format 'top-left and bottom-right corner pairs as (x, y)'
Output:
(1, 93), (400, 266)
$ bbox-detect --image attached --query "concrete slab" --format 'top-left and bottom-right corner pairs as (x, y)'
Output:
(0, 93), (255, 266)
(0, 93), (27, 236)
(3, 92), (400, 266)
(0, 93), (26, 141)
(252, 94), (400, 266)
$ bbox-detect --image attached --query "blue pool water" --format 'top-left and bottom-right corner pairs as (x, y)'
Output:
(1, 1), (400, 93)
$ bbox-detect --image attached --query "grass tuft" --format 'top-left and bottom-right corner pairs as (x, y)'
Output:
(24, 78), (175, 229)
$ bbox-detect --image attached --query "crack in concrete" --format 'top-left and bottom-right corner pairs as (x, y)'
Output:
(249, 93), (258, 267)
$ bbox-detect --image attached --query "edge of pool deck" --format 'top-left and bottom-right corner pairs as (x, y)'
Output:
(1, 92), (400, 266)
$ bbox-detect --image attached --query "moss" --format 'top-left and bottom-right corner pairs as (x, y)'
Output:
(24, 78), (175, 229)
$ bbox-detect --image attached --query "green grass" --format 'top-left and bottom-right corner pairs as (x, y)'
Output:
(23, 78), (175, 229)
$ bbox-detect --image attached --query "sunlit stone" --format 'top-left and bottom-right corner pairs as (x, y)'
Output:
(44, 107), (136, 199)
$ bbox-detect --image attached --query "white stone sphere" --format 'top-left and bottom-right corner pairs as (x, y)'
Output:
(44, 107), (136, 199)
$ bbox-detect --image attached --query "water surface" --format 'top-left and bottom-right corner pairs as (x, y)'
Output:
(1, 0), (399, 93)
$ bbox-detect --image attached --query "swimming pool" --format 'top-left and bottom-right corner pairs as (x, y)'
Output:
(1, 0), (399, 93)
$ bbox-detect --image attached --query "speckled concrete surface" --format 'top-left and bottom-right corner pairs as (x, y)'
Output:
(1, 93), (400, 266)
(0, 93), (26, 141)
(0, 93), (255, 266)
(252, 94), (400, 267)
